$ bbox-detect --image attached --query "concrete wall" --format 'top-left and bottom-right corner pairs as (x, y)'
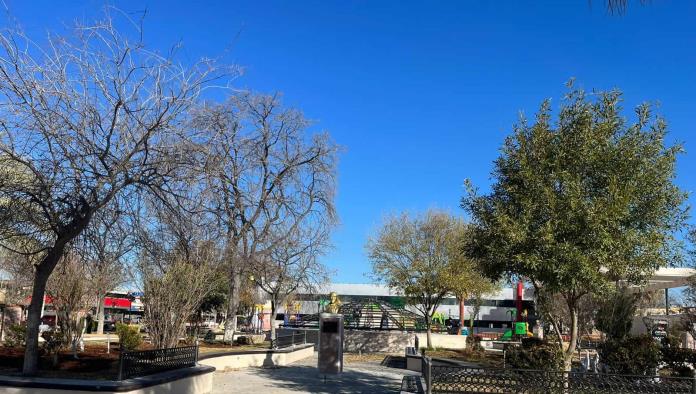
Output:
(199, 344), (314, 371)
(279, 328), (468, 352)
(416, 332), (467, 350)
(343, 330), (467, 353)
(0, 366), (214, 394)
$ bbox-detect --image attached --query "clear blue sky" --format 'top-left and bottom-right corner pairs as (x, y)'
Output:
(6, 1), (696, 282)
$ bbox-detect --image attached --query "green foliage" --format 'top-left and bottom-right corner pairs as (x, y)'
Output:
(463, 84), (689, 367)
(599, 335), (661, 375)
(660, 335), (696, 377)
(4, 323), (26, 347)
(388, 297), (406, 309)
(463, 85), (688, 296)
(197, 280), (228, 315)
(367, 211), (466, 332)
(40, 329), (63, 352)
(506, 338), (564, 370)
(116, 323), (142, 351)
(595, 287), (638, 340)
(40, 328), (64, 366)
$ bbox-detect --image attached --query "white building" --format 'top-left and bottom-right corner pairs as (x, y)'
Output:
(284, 283), (536, 330)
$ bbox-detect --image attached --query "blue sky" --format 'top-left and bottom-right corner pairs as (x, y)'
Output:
(7, 1), (696, 282)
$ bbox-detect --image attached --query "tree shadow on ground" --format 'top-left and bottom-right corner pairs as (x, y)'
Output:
(251, 361), (411, 393)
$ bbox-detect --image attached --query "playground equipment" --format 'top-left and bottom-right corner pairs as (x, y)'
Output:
(500, 282), (534, 341)
(285, 298), (426, 331)
(500, 321), (533, 341)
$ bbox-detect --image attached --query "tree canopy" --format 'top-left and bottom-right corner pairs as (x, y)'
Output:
(367, 210), (466, 348)
(463, 84), (689, 368)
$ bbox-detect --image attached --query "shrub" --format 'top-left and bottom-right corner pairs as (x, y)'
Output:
(595, 288), (638, 340)
(116, 323), (142, 351)
(4, 323), (26, 347)
(41, 329), (64, 367)
(506, 339), (564, 370)
(599, 335), (661, 375)
(661, 335), (696, 377)
(467, 335), (484, 352)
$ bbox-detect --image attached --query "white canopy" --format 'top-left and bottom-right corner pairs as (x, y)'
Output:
(638, 267), (696, 291)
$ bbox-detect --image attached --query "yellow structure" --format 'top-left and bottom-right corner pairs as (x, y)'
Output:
(327, 291), (342, 314)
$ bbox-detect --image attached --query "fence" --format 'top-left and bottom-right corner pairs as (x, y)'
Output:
(272, 331), (308, 349)
(118, 345), (198, 380)
(421, 356), (696, 394)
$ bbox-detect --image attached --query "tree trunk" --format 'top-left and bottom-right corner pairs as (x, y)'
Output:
(458, 299), (465, 335)
(23, 250), (63, 375)
(270, 297), (277, 341)
(470, 302), (481, 336)
(96, 293), (106, 335)
(425, 316), (433, 349)
(564, 304), (579, 371)
(0, 306), (5, 342)
(223, 270), (242, 344)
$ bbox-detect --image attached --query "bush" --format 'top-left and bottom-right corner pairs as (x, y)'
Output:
(599, 335), (661, 375)
(595, 288), (638, 340)
(4, 323), (26, 347)
(41, 329), (64, 367)
(506, 338), (564, 370)
(661, 335), (696, 377)
(116, 323), (142, 351)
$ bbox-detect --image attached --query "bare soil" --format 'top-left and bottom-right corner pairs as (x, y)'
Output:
(0, 344), (120, 380)
(344, 352), (396, 364)
(424, 348), (504, 367)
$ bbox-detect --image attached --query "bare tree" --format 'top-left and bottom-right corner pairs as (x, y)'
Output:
(193, 92), (338, 342)
(0, 14), (234, 374)
(80, 206), (131, 334)
(137, 193), (224, 349)
(46, 252), (95, 359)
(254, 224), (331, 340)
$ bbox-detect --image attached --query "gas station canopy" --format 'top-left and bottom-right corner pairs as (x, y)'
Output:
(632, 267), (696, 291)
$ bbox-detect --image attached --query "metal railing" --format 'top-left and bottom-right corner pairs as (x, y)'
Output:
(423, 356), (433, 394)
(272, 331), (307, 349)
(118, 345), (198, 380)
(422, 356), (696, 394)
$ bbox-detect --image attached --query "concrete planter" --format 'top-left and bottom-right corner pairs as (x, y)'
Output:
(198, 343), (314, 371)
(0, 365), (215, 394)
(343, 331), (467, 353)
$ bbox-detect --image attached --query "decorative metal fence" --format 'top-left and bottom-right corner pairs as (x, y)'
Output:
(421, 356), (696, 394)
(118, 345), (198, 380)
(272, 331), (307, 349)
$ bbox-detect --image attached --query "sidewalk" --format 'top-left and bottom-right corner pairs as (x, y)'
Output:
(213, 352), (419, 393)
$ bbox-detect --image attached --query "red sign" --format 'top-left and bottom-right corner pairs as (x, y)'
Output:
(104, 297), (132, 309)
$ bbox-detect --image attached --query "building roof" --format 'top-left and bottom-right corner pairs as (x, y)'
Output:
(636, 267), (696, 291)
(308, 283), (534, 300)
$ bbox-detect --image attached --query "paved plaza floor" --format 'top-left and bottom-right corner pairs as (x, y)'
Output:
(212, 352), (418, 393)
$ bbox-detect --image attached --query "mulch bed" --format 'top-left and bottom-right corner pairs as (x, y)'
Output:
(424, 348), (504, 367)
(0, 344), (120, 380)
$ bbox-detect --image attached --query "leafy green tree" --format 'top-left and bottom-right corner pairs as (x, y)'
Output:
(367, 211), (464, 348)
(447, 225), (499, 335)
(463, 84), (688, 370)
